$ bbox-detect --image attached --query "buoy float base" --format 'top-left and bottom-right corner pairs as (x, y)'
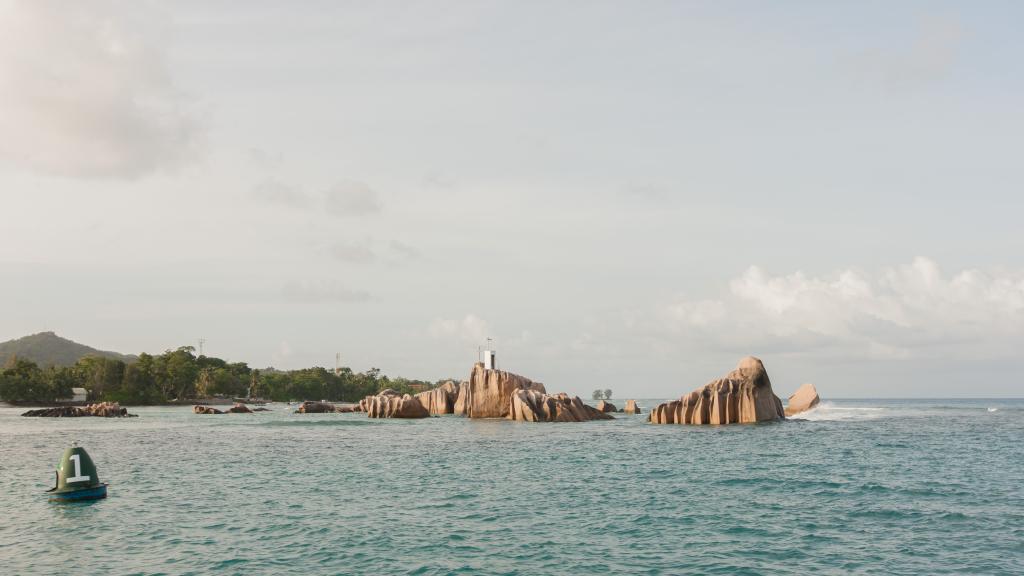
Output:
(48, 483), (108, 502)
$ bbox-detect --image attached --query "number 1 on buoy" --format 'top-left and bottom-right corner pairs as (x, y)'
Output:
(66, 453), (91, 483)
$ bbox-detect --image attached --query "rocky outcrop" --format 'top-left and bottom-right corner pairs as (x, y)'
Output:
(784, 383), (820, 416)
(358, 389), (401, 412)
(297, 401), (335, 413)
(455, 363), (547, 418)
(624, 399), (642, 415)
(193, 405), (224, 414)
(650, 357), (785, 425)
(452, 381), (469, 415)
(362, 393), (429, 419)
(415, 380), (460, 415)
(596, 400), (618, 413)
(23, 402), (136, 418)
(296, 401), (357, 413)
(508, 390), (615, 422)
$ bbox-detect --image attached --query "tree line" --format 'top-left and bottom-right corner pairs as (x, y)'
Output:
(0, 346), (444, 405)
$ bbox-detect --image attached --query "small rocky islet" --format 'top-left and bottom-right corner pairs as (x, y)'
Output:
(649, 356), (820, 425)
(22, 402), (136, 418)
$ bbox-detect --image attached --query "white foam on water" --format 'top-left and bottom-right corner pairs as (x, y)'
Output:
(793, 401), (887, 421)
(987, 407), (998, 412)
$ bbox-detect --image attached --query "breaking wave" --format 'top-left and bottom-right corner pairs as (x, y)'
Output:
(793, 401), (887, 421)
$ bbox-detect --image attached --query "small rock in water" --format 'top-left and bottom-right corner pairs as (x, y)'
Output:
(624, 399), (642, 414)
(23, 402), (135, 418)
(784, 383), (821, 417)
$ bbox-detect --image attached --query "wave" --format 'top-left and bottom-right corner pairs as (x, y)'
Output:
(792, 401), (887, 421)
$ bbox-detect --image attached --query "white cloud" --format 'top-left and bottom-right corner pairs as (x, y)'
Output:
(251, 179), (311, 208)
(0, 0), (198, 179)
(282, 280), (370, 303)
(428, 314), (490, 345)
(331, 240), (376, 264)
(387, 240), (422, 261)
(324, 181), (383, 216)
(660, 258), (1024, 360)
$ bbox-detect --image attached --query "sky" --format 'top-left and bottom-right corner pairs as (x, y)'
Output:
(1, 0), (1023, 398)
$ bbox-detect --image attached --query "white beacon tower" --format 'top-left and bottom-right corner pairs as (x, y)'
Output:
(482, 337), (496, 370)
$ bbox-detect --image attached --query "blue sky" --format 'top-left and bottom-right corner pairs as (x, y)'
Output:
(1, 1), (1023, 397)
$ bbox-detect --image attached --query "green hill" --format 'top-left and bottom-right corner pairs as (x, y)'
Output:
(0, 332), (136, 367)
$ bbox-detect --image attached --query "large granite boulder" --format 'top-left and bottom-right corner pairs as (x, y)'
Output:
(784, 383), (821, 416)
(624, 399), (642, 415)
(362, 393), (429, 419)
(650, 356), (785, 425)
(358, 389), (402, 412)
(24, 402), (135, 418)
(596, 400), (618, 413)
(455, 363), (547, 418)
(193, 405), (224, 414)
(508, 389), (614, 422)
(452, 381), (470, 415)
(415, 380), (460, 415)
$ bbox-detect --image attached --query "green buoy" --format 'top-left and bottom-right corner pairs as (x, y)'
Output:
(46, 443), (108, 502)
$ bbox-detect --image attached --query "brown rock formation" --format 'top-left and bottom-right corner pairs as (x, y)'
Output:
(296, 401), (335, 413)
(23, 402), (135, 417)
(624, 399), (642, 414)
(784, 383), (821, 416)
(362, 393), (429, 419)
(415, 380), (460, 415)
(295, 401), (357, 413)
(357, 389), (402, 412)
(650, 356), (785, 425)
(596, 400), (618, 413)
(455, 363), (547, 418)
(452, 381), (469, 415)
(508, 389), (614, 422)
(193, 405), (224, 414)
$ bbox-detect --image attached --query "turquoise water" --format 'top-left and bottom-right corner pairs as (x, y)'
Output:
(1, 399), (1021, 575)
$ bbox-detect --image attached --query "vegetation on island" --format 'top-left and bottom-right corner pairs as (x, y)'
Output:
(591, 389), (613, 400)
(0, 345), (444, 405)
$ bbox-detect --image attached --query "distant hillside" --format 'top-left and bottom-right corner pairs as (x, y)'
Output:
(0, 332), (136, 367)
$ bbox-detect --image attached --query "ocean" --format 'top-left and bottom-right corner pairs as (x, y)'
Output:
(1, 399), (1021, 575)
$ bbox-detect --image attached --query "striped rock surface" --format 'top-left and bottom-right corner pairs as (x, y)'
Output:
(508, 389), (614, 422)
(362, 393), (429, 419)
(650, 357), (785, 425)
(454, 363), (547, 418)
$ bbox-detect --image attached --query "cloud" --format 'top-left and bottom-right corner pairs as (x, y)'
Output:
(387, 240), (422, 261)
(251, 179), (311, 208)
(853, 13), (964, 92)
(429, 314), (490, 345)
(331, 240), (376, 263)
(659, 258), (1024, 360)
(324, 181), (383, 216)
(0, 0), (198, 179)
(282, 280), (370, 303)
